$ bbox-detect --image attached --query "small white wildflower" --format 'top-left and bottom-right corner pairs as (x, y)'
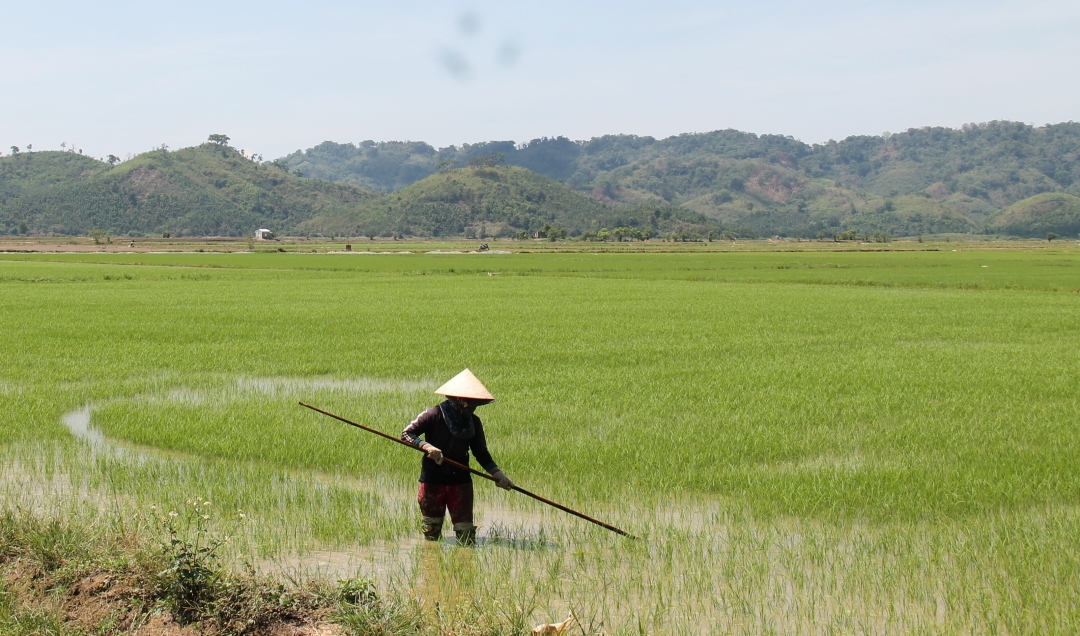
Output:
(202, 515), (209, 520)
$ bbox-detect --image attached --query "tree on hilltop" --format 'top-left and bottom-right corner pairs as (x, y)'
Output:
(467, 152), (505, 168)
(208, 134), (231, 146)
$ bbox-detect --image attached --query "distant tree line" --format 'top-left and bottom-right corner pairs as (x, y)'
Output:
(4, 125), (1079, 239)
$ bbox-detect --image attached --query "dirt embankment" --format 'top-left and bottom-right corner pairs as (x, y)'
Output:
(1, 562), (342, 635)
(0, 512), (351, 635)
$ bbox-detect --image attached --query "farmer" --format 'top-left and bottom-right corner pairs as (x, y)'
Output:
(402, 369), (513, 544)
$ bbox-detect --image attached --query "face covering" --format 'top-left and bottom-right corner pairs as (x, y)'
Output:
(438, 398), (476, 440)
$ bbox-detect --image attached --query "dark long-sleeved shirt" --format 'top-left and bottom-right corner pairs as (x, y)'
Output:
(401, 406), (499, 484)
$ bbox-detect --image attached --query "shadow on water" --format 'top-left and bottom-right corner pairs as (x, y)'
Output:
(472, 536), (554, 551)
(476, 520), (559, 551)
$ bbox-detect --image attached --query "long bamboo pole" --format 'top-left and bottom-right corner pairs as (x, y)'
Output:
(299, 402), (635, 539)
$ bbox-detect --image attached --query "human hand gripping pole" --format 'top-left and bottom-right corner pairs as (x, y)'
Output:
(418, 442), (443, 465)
(299, 402), (635, 539)
(422, 442), (510, 489)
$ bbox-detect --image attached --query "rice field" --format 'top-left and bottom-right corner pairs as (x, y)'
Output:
(2, 243), (1079, 633)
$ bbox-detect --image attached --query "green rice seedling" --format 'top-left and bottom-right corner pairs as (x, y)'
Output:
(1, 246), (1079, 633)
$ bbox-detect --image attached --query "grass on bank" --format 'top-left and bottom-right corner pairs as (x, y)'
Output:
(0, 507), (429, 636)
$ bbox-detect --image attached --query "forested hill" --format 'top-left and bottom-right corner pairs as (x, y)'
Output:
(0, 143), (719, 239)
(0, 144), (378, 237)
(283, 121), (1080, 238)
(3, 122), (1078, 239)
(299, 165), (721, 239)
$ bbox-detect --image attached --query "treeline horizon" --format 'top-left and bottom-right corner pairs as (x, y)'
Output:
(2, 120), (1079, 239)
(280, 120), (1080, 239)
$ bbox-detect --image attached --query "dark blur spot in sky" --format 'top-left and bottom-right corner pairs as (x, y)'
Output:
(440, 48), (471, 80)
(497, 40), (520, 67)
(439, 11), (520, 81)
(458, 12), (481, 38)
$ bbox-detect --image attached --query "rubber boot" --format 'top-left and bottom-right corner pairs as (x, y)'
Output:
(453, 522), (477, 546)
(421, 516), (444, 541)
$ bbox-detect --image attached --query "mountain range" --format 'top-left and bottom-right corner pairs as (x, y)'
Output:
(2, 120), (1078, 239)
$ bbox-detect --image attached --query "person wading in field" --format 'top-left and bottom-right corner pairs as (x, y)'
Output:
(401, 369), (513, 545)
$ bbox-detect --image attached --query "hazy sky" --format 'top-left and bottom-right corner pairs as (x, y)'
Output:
(2, 0), (1078, 160)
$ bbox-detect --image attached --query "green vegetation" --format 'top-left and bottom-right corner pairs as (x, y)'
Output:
(302, 165), (722, 239)
(286, 121), (1080, 238)
(4, 121), (1079, 239)
(991, 193), (1080, 238)
(282, 137), (585, 192)
(0, 145), (720, 241)
(283, 140), (452, 192)
(0, 508), (431, 634)
(0, 143), (378, 237)
(1, 244), (1079, 632)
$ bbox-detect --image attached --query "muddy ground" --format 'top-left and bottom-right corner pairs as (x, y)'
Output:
(1, 556), (344, 635)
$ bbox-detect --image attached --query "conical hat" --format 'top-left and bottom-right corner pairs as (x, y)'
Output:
(434, 369), (495, 401)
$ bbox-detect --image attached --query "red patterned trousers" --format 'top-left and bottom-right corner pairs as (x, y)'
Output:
(417, 482), (475, 542)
